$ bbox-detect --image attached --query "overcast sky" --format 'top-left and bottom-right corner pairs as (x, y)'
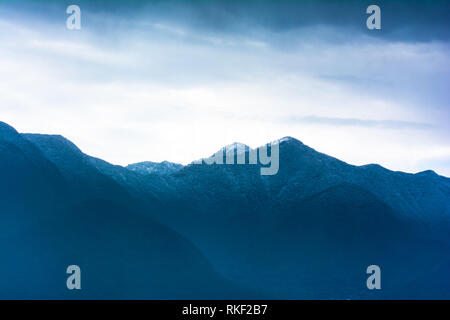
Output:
(1, 0), (449, 175)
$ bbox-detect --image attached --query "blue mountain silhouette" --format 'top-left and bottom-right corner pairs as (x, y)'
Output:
(1, 121), (450, 299)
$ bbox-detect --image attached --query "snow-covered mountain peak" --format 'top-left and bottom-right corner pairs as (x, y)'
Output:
(222, 142), (250, 152)
(126, 161), (183, 175)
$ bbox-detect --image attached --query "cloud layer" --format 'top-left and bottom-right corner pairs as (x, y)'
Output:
(0, 1), (449, 175)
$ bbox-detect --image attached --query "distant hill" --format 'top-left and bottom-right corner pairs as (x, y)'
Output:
(1, 121), (450, 299)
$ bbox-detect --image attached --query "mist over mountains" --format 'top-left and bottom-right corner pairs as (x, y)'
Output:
(1, 121), (450, 299)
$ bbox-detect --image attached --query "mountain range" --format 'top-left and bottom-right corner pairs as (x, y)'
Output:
(1, 121), (449, 299)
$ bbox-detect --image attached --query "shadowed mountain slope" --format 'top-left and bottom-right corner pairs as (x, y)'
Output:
(0, 122), (253, 299)
(1, 121), (450, 298)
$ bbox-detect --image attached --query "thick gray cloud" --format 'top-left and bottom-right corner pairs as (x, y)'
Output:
(4, 0), (450, 41)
